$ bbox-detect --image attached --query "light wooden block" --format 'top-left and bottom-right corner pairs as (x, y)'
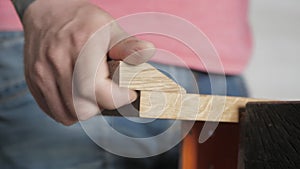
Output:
(140, 91), (265, 123)
(107, 61), (269, 123)
(108, 61), (186, 93)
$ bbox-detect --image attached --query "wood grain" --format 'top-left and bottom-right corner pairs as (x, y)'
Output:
(140, 91), (266, 123)
(240, 102), (300, 169)
(108, 61), (186, 93)
(107, 61), (270, 123)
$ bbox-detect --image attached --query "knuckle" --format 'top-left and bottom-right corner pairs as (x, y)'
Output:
(70, 31), (88, 51)
(45, 45), (69, 75)
(45, 45), (62, 62)
(103, 103), (117, 110)
(51, 109), (77, 126)
(74, 82), (92, 99)
(86, 6), (112, 24)
(32, 61), (45, 83)
(74, 99), (98, 121)
(55, 30), (66, 41)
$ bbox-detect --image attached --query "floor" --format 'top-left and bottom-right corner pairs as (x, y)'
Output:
(244, 0), (300, 100)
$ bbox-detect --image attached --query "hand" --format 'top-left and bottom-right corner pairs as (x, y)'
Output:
(22, 0), (155, 125)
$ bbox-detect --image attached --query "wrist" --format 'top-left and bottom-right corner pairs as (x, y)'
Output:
(13, 0), (90, 23)
(22, 0), (91, 30)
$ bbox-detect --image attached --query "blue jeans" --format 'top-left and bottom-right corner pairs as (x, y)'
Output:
(0, 32), (248, 169)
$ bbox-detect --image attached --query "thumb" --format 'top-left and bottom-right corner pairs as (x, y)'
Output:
(108, 36), (156, 65)
(95, 62), (137, 110)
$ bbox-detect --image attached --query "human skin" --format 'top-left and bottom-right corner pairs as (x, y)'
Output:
(17, 0), (155, 125)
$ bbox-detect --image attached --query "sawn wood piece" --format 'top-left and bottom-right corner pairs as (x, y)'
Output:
(105, 61), (269, 122)
(140, 91), (264, 123)
(108, 61), (186, 93)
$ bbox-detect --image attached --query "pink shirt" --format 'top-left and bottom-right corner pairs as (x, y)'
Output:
(0, 0), (252, 74)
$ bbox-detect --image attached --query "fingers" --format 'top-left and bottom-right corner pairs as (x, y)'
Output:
(109, 37), (156, 65)
(29, 62), (77, 125)
(73, 22), (154, 120)
(55, 65), (79, 125)
(25, 77), (52, 118)
(96, 78), (137, 110)
(23, 6), (156, 125)
(108, 22), (156, 65)
(96, 62), (138, 111)
(42, 80), (77, 125)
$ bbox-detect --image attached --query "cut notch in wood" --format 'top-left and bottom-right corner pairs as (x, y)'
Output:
(107, 61), (271, 123)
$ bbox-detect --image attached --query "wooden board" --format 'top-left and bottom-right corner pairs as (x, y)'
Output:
(108, 61), (186, 93)
(240, 102), (300, 169)
(107, 61), (269, 123)
(140, 91), (265, 123)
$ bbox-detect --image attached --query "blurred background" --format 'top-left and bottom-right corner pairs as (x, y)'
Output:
(244, 0), (300, 100)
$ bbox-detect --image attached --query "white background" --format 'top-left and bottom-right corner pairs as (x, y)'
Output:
(244, 0), (300, 100)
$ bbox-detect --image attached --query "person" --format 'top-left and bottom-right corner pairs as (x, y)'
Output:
(0, 0), (251, 168)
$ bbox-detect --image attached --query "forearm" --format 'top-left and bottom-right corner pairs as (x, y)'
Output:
(11, 0), (35, 21)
